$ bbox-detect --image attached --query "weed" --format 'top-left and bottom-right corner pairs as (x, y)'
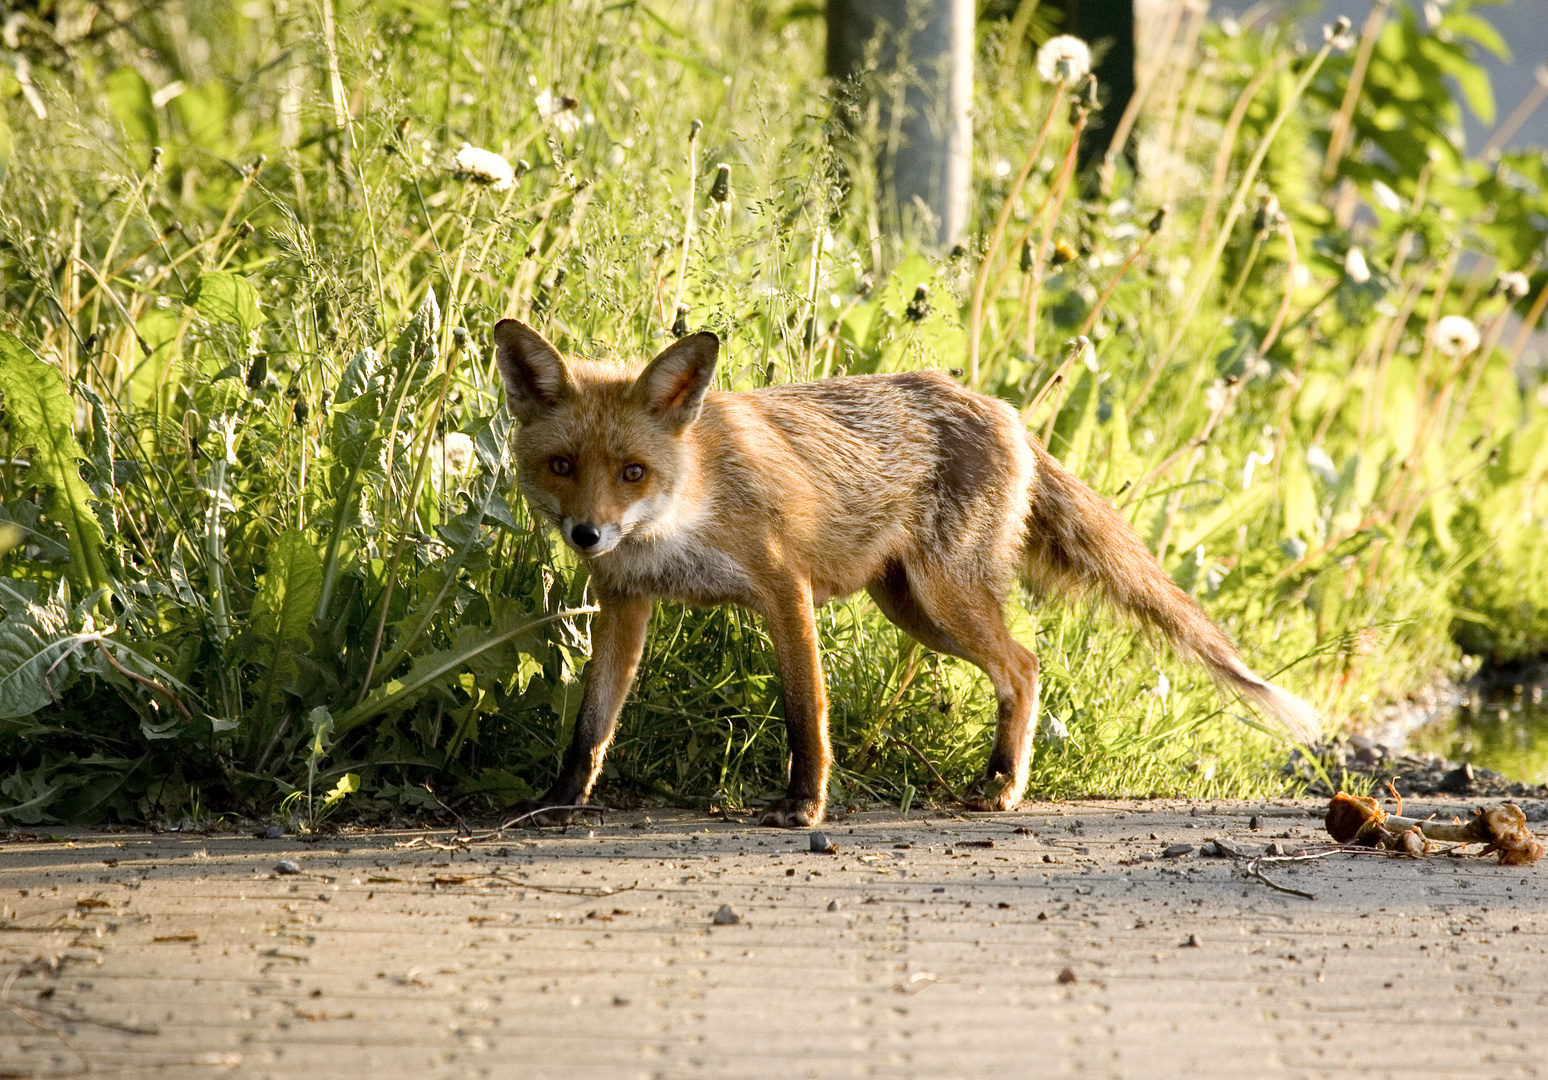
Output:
(0, 0), (1544, 823)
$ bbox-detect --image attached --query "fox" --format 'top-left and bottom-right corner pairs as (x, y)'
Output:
(492, 318), (1320, 827)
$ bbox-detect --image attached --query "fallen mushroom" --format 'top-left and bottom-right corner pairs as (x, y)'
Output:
(1324, 791), (1544, 865)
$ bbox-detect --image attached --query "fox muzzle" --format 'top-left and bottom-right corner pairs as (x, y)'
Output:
(563, 519), (622, 555)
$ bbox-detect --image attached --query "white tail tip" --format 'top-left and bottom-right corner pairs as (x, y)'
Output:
(1245, 680), (1322, 744)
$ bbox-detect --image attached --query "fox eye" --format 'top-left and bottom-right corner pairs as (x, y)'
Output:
(549, 456), (573, 477)
(621, 463), (646, 483)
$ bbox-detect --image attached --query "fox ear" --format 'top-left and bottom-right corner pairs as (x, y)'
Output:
(492, 319), (574, 423)
(635, 332), (718, 432)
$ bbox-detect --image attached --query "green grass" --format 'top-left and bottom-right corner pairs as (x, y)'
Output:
(0, 0), (1545, 824)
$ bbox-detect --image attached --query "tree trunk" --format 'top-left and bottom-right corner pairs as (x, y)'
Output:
(1068, 0), (1136, 169)
(827, 0), (974, 250)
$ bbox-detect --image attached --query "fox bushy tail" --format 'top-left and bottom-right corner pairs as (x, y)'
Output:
(1020, 441), (1320, 744)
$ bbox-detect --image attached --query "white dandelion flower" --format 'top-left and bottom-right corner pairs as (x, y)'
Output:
(536, 89), (583, 136)
(1433, 314), (1480, 357)
(1035, 35), (1091, 85)
(1343, 247), (1371, 284)
(452, 144), (515, 191)
(1370, 179), (1403, 213)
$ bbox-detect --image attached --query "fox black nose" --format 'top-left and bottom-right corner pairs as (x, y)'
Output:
(570, 522), (602, 550)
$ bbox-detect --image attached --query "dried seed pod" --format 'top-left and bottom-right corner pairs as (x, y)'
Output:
(245, 352), (268, 392)
(709, 163), (732, 204)
(905, 284), (930, 322)
(672, 305), (690, 338)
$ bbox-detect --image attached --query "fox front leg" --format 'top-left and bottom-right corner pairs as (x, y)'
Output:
(524, 592), (652, 825)
(758, 578), (832, 828)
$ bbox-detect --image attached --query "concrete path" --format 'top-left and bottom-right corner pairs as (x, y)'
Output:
(2, 798), (1546, 1079)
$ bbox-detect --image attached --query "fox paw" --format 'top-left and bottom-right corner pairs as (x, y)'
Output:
(963, 774), (1020, 813)
(759, 797), (825, 828)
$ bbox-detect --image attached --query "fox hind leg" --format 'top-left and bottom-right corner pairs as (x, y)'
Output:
(867, 561), (970, 660)
(893, 563), (1041, 812)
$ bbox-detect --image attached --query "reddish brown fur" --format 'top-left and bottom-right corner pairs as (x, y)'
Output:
(492, 320), (1319, 827)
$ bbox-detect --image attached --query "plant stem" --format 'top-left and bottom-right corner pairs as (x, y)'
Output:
(967, 80), (1065, 386)
(1130, 37), (1340, 418)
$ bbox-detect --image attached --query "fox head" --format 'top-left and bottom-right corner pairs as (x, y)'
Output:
(492, 319), (719, 556)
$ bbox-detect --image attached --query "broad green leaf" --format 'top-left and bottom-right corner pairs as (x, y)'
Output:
(0, 333), (112, 599)
(106, 66), (157, 151)
(0, 767), (57, 824)
(129, 307), (182, 406)
(251, 529), (322, 648)
(1280, 450), (1318, 543)
(0, 590), (106, 721)
(307, 706), (335, 759)
(321, 772), (359, 809)
(189, 271), (264, 333)
(333, 605), (593, 736)
(1443, 13), (1510, 62)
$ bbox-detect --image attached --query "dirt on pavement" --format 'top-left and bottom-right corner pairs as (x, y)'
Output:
(3, 798), (1546, 1079)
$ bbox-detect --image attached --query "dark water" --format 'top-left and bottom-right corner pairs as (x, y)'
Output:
(1410, 681), (1548, 785)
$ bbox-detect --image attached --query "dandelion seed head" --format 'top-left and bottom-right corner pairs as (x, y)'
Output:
(1497, 271), (1530, 301)
(1306, 445), (1338, 486)
(1343, 247), (1371, 284)
(1036, 35), (1091, 84)
(433, 432), (476, 479)
(453, 144), (515, 190)
(536, 89), (583, 135)
(1370, 179), (1403, 213)
(1433, 314), (1480, 357)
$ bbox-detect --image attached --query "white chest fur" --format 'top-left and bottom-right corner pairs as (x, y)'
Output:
(592, 527), (757, 607)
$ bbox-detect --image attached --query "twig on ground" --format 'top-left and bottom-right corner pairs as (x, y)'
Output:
(1243, 856), (1317, 900)
(499, 804), (607, 831)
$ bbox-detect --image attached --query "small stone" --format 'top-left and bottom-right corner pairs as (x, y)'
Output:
(1056, 967), (1077, 984)
(1198, 840), (1220, 857)
(1265, 841), (1286, 857)
(711, 905), (740, 925)
(274, 859), (301, 875)
(1181, 934), (1201, 948)
(613, 995), (630, 1006)
(1163, 843), (1195, 858)
(809, 831), (839, 855)
(1441, 763), (1476, 794)
(827, 900), (841, 912)
(1248, 815), (1263, 831)
(255, 825), (285, 840)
